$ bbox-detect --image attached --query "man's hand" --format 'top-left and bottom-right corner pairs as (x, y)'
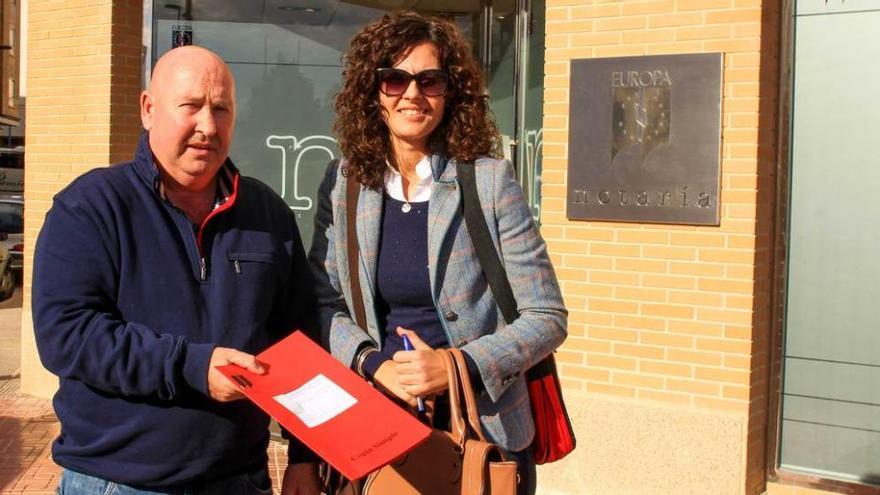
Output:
(281, 462), (321, 495)
(207, 347), (265, 402)
(393, 327), (449, 398)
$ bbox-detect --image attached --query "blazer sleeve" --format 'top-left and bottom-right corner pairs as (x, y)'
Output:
(308, 160), (378, 369)
(459, 159), (568, 402)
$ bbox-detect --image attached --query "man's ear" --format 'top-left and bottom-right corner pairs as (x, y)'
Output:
(140, 90), (154, 131)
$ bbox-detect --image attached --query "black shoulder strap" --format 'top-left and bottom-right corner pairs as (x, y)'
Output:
(458, 161), (519, 325)
(345, 170), (368, 330)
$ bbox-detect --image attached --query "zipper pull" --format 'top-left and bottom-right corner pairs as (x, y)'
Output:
(233, 259), (241, 274)
(199, 258), (207, 281)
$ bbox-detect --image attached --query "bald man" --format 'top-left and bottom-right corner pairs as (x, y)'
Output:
(33, 46), (320, 494)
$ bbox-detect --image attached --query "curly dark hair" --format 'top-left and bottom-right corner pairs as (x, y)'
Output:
(333, 11), (500, 189)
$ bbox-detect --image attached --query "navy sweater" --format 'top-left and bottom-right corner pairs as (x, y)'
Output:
(363, 196), (484, 393)
(32, 135), (315, 488)
(368, 198), (446, 374)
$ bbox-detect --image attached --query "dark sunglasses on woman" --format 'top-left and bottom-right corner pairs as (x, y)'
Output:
(376, 68), (449, 97)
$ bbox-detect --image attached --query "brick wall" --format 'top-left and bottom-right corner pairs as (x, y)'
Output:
(21, 0), (142, 397)
(542, 1), (779, 493)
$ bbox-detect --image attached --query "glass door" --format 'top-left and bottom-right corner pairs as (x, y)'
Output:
(778, 0), (880, 487)
(517, 0), (545, 221)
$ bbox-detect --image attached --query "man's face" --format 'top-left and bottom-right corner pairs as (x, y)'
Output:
(141, 53), (235, 190)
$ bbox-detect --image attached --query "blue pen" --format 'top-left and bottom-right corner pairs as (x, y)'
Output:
(401, 334), (426, 413)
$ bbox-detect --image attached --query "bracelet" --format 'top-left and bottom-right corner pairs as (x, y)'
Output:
(355, 347), (379, 378)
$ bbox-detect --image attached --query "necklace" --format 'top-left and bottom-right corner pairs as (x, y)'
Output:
(401, 201), (412, 213)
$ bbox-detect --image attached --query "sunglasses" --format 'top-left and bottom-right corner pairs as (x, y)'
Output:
(376, 68), (449, 97)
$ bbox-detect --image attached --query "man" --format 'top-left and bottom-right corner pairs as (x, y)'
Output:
(33, 46), (320, 494)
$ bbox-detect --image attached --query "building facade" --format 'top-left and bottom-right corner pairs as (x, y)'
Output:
(20, 1), (879, 494)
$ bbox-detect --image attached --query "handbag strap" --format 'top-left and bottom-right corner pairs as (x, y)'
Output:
(438, 349), (468, 446)
(457, 161), (519, 325)
(345, 171), (368, 330)
(447, 348), (488, 442)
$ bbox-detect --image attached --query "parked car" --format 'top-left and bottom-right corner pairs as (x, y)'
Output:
(0, 237), (13, 301)
(0, 194), (22, 273)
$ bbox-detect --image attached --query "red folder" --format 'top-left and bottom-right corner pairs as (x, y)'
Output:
(216, 331), (431, 481)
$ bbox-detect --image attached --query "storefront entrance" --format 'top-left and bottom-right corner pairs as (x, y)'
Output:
(148, 0), (545, 246)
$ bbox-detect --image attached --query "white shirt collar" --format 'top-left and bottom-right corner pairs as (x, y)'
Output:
(384, 155), (433, 203)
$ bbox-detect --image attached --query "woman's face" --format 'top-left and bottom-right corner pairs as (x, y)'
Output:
(379, 42), (446, 154)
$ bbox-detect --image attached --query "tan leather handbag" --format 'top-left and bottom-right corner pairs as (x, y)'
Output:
(361, 348), (518, 495)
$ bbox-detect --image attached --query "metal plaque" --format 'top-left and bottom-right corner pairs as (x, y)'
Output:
(567, 53), (722, 225)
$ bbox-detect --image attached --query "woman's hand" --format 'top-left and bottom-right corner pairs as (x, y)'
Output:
(372, 360), (419, 407)
(392, 327), (449, 397)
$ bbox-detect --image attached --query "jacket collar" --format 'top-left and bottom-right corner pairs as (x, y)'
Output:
(131, 132), (160, 189)
(429, 152), (453, 182)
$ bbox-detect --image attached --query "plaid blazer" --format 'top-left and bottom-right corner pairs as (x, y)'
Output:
(308, 155), (567, 451)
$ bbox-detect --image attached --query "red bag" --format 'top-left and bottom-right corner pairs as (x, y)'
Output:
(526, 355), (576, 464)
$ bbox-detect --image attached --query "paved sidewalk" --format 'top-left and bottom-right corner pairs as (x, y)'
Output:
(0, 286), (290, 494)
(0, 285), (61, 495)
(0, 380), (59, 495)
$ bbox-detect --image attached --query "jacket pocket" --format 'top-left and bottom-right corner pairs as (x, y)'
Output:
(227, 251), (277, 274)
(225, 251), (280, 319)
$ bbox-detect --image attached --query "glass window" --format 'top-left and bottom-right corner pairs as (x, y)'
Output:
(152, 2), (388, 246)
(150, 0), (544, 247)
(0, 202), (23, 234)
(487, 0), (517, 154)
(0, 148), (23, 168)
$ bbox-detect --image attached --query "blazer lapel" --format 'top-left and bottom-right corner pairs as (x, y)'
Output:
(428, 156), (462, 295)
(357, 184), (383, 304)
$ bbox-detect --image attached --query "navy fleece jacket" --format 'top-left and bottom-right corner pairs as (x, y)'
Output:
(32, 135), (315, 488)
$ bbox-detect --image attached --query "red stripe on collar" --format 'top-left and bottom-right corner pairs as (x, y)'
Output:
(196, 166), (240, 253)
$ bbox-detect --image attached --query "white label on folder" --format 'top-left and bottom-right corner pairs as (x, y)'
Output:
(273, 374), (357, 428)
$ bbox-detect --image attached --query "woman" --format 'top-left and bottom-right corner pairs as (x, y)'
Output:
(308, 12), (567, 494)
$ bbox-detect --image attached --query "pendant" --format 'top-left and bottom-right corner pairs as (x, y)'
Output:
(401, 202), (412, 213)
